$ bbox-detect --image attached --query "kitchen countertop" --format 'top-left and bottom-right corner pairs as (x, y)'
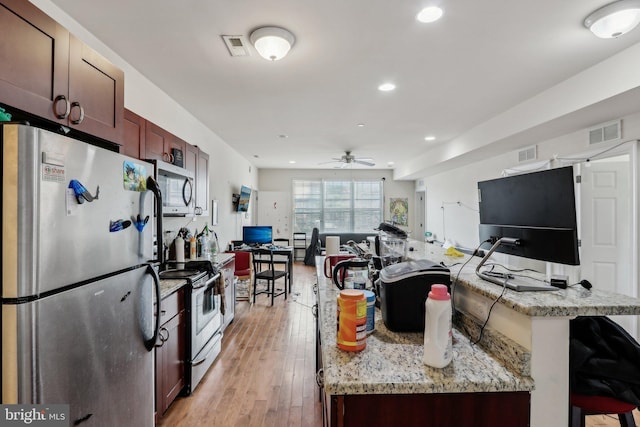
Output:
(316, 264), (535, 396)
(406, 240), (640, 317)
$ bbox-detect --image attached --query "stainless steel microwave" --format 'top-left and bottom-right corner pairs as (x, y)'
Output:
(150, 159), (194, 216)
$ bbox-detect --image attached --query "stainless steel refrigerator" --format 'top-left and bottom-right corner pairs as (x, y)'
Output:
(1, 124), (161, 426)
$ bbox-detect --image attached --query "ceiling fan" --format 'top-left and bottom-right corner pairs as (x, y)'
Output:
(320, 151), (375, 168)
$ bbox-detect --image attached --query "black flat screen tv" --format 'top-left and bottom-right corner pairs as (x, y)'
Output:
(477, 166), (580, 265)
(237, 185), (251, 212)
(242, 226), (273, 245)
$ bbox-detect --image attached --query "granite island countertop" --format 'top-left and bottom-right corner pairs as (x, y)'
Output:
(316, 268), (535, 396)
(406, 240), (640, 317)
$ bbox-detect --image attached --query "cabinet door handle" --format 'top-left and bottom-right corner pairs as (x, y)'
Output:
(53, 95), (70, 119)
(155, 326), (169, 347)
(316, 368), (324, 388)
(70, 101), (85, 125)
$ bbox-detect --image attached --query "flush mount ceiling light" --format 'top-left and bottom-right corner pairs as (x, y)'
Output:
(249, 26), (295, 60)
(584, 0), (640, 38)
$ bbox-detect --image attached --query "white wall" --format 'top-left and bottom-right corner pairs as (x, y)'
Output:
(421, 111), (640, 250)
(30, 0), (258, 248)
(258, 168), (416, 235)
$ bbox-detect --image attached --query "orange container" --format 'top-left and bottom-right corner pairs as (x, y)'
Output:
(336, 289), (367, 351)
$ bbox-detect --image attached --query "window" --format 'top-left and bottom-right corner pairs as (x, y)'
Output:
(292, 179), (383, 233)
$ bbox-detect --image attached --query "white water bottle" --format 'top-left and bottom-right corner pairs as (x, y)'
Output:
(175, 236), (185, 263)
(423, 284), (453, 368)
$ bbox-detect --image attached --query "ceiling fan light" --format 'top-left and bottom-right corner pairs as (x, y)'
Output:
(584, 0), (640, 38)
(250, 26), (295, 60)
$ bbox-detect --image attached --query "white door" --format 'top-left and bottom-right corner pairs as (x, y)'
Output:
(414, 191), (425, 241)
(257, 191), (291, 241)
(580, 155), (635, 337)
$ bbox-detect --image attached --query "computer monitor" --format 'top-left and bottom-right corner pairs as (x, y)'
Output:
(477, 166), (580, 266)
(476, 166), (580, 292)
(242, 226), (273, 245)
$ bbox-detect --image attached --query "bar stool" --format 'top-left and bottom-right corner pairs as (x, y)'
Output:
(228, 251), (252, 303)
(570, 393), (637, 427)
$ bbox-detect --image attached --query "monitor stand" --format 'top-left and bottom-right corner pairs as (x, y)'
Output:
(475, 238), (557, 292)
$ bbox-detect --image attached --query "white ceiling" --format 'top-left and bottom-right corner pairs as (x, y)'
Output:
(48, 0), (640, 178)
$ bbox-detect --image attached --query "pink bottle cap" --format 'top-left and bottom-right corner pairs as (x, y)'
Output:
(428, 284), (450, 301)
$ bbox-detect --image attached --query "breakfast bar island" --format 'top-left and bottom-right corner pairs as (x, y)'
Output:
(315, 240), (640, 427)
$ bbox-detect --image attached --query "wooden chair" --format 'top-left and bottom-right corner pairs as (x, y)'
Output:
(570, 394), (637, 427)
(229, 251), (252, 302)
(252, 248), (288, 306)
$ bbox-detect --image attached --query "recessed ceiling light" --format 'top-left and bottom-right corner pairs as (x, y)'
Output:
(357, 123), (365, 127)
(416, 6), (444, 24)
(417, 6), (444, 23)
(278, 134), (288, 138)
(424, 135), (436, 141)
(378, 83), (396, 92)
(253, 154), (259, 158)
(387, 161), (395, 167)
(288, 160), (296, 164)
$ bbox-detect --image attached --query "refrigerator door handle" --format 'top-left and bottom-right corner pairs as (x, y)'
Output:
(145, 263), (162, 352)
(146, 176), (164, 264)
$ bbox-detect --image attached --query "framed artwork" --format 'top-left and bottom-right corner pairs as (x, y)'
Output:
(390, 198), (409, 226)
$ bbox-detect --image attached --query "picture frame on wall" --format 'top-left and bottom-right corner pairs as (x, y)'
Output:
(211, 199), (219, 225)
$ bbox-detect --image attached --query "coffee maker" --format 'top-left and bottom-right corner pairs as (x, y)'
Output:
(374, 222), (408, 267)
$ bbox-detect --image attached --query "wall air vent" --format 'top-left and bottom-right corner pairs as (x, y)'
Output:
(588, 120), (621, 145)
(222, 35), (250, 57)
(517, 145), (537, 163)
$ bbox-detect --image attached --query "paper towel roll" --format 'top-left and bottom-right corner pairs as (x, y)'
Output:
(326, 236), (340, 255)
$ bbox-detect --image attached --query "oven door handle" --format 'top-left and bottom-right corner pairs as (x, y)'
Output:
(192, 333), (222, 366)
(192, 272), (220, 289)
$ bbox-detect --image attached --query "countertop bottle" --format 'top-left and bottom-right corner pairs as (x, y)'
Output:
(175, 236), (185, 263)
(423, 284), (452, 368)
(189, 235), (197, 260)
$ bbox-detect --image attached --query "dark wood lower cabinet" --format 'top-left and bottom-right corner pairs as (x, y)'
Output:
(323, 391), (530, 427)
(155, 289), (186, 421)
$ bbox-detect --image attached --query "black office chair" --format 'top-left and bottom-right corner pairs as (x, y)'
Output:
(252, 248), (288, 306)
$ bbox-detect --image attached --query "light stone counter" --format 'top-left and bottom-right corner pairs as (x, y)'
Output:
(404, 239), (640, 427)
(316, 265), (534, 396)
(407, 240), (640, 317)
(160, 278), (186, 300)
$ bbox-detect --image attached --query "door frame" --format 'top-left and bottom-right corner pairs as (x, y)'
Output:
(558, 141), (638, 334)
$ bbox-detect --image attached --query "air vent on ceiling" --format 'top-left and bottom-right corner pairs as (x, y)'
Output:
(588, 120), (621, 145)
(517, 145), (537, 163)
(222, 35), (250, 57)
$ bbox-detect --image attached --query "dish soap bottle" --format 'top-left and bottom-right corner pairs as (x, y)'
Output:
(189, 231), (197, 260)
(423, 284), (453, 368)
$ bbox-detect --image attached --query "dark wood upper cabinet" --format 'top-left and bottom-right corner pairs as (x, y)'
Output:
(195, 148), (210, 217)
(122, 109), (146, 159)
(0, 0), (124, 144)
(144, 121), (186, 164)
(68, 35), (124, 144)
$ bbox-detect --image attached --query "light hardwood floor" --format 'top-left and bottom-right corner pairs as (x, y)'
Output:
(157, 263), (322, 427)
(156, 263), (638, 427)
